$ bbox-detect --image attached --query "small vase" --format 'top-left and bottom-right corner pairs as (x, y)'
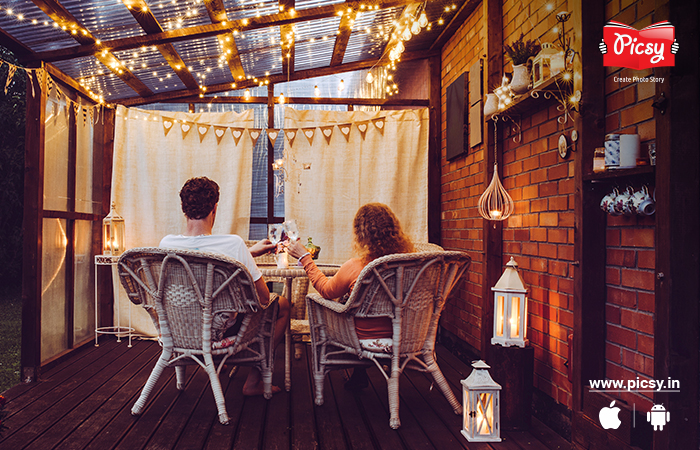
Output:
(484, 94), (499, 119)
(510, 64), (530, 94)
(305, 237), (321, 260)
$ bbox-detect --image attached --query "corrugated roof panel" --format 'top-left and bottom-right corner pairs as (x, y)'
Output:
(59, 0), (145, 42)
(293, 16), (340, 71)
(50, 56), (138, 99)
(0, 1), (78, 53)
(222, 0), (280, 21)
(148, 0), (214, 31)
(110, 47), (188, 94)
(236, 27), (283, 77)
(343, 6), (403, 64)
(294, 0), (344, 10)
(171, 36), (236, 85)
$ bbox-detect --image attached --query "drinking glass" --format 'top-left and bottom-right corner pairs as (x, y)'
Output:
(283, 220), (299, 242)
(268, 224), (284, 245)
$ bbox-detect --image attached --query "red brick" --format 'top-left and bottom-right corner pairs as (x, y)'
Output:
(638, 292), (654, 313)
(530, 227), (547, 241)
(531, 198), (548, 212)
(621, 99), (655, 128)
(620, 268), (655, 291)
(607, 287), (636, 308)
(606, 304), (621, 324)
(559, 309), (574, 328)
(637, 250), (655, 269)
(607, 249), (636, 267)
(607, 324), (637, 349)
(606, 229), (621, 246)
(558, 212), (575, 228)
(606, 267), (621, 285)
(548, 228), (568, 243)
(548, 196), (568, 211)
(620, 310), (654, 335)
(531, 258), (548, 273)
(638, 334), (654, 356)
(606, 343), (622, 364)
(606, 86), (636, 112)
(540, 213), (559, 227)
(621, 228), (654, 248)
(549, 260), (568, 276)
(558, 244), (574, 261)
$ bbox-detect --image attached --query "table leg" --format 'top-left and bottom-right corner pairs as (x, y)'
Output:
(284, 278), (292, 391)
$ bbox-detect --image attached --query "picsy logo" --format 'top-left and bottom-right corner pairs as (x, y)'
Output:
(599, 21), (679, 69)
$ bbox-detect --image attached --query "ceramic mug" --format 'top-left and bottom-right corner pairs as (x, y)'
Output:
(615, 186), (635, 215)
(631, 185), (655, 216)
(600, 187), (620, 215)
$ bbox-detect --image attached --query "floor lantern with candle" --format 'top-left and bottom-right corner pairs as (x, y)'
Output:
(461, 360), (501, 442)
(491, 257), (528, 347)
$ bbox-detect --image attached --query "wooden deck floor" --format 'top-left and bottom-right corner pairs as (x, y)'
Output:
(0, 337), (571, 450)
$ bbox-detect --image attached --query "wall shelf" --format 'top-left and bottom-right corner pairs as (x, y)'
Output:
(583, 165), (655, 182)
(488, 76), (564, 121)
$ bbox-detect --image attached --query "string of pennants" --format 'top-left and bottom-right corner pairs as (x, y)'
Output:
(1, 57), (106, 127)
(158, 115), (387, 146)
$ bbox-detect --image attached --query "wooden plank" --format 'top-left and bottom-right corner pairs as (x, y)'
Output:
(327, 369), (377, 449)
(262, 343), (292, 449)
(20, 341), (153, 449)
(202, 366), (247, 450)
(118, 49), (437, 106)
(289, 344), (319, 449)
(329, 9), (353, 67)
(1, 339), (134, 448)
(205, 0), (246, 81)
(307, 351), (348, 449)
(161, 95), (429, 106)
(30, 0), (153, 97)
(20, 64), (46, 382)
(529, 416), (571, 449)
(653, 0), (700, 449)
(0, 26), (36, 58)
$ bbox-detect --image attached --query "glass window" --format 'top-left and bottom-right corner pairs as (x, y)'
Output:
(73, 220), (96, 344)
(41, 218), (68, 361)
(43, 99), (70, 212)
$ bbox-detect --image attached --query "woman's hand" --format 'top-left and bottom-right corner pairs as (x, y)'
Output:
(286, 238), (309, 260)
(249, 239), (276, 258)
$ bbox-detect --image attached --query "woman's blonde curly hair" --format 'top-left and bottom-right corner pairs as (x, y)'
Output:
(353, 203), (414, 264)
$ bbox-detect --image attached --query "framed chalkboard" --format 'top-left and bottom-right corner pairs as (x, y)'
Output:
(446, 73), (468, 160)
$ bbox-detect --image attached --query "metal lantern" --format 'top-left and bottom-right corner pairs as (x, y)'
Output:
(491, 257), (529, 347)
(531, 42), (566, 88)
(102, 201), (125, 256)
(461, 360), (501, 442)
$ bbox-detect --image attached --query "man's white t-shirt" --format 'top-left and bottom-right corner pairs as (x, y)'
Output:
(159, 234), (262, 282)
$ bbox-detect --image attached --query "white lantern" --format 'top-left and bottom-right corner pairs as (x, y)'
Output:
(102, 201), (125, 256)
(461, 360), (501, 442)
(491, 257), (528, 347)
(531, 42), (566, 88)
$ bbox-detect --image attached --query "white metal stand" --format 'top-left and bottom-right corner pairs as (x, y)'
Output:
(94, 255), (133, 347)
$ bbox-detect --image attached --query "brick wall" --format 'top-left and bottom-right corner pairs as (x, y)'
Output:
(602, 0), (657, 411)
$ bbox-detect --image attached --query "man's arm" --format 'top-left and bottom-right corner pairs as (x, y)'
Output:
(249, 239), (276, 258)
(254, 277), (271, 305)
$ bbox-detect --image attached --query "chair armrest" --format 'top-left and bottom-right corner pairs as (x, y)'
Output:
(306, 293), (351, 314)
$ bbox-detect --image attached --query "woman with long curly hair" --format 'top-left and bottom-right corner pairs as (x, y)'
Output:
(286, 203), (414, 389)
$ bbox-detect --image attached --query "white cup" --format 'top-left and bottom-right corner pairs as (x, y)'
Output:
(631, 186), (655, 216)
(619, 134), (640, 168)
(600, 187), (620, 215)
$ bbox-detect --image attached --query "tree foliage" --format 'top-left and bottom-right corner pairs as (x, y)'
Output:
(0, 46), (26, 286)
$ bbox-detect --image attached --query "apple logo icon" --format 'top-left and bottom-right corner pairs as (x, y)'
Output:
(599, 401), (622, 430)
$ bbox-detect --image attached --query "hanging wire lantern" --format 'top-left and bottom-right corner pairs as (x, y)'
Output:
(478, 117), (514, 221)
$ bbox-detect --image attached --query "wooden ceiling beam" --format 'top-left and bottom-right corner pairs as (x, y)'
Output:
(30, 0), (153, 98)
(330, 3), (356, 67)
(279, 0), (296, 78)
(117, 48), (436, 106)
(161, 95), (428, 106)
(205, 0), (246, 82)
(0, 27), (36, 59)
(125, 0), (199, 90)
(27, 0), (424, 64)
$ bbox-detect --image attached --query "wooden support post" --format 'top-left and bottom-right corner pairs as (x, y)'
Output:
(428, 55), (441, 244)
(653, 0), (699, 448)
(480, 0), (503, 361)
(21, 66), (47, 382)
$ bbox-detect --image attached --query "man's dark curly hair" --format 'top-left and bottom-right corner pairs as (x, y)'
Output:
(179, 177), (220, 220)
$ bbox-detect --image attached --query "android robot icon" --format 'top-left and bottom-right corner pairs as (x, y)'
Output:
(647, 404), (670, 431)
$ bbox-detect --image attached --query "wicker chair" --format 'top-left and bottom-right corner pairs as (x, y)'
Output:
(413, 242), (445, 252)
(117, 247), (279, 425)
(306, 251), (470, 429)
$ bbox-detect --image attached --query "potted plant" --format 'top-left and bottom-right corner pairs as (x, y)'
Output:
(504, 34), (541, 94)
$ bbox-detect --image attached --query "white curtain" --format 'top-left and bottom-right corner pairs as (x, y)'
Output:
(283, 107), (429, 263)
(111, 105), (256, 335)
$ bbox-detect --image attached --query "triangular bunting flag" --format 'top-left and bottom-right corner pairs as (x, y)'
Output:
(180, 121), (194, 139)
(356, 121), (369, 139)
(162, 116), (175, 136)
(339, 123), (352, 142)
(372, 117), (386, 134)
(320, 125), (334, 144)
(231, 128), (244, 146)
(213, 126), (227, 145)
(302, 127), (315, 146)
(249, 128), (262, 146)
(267, 129), (280, 147)
(5, 65), (16, 94)
(197, 124), (211, 143)
(285, 129), (298, 147)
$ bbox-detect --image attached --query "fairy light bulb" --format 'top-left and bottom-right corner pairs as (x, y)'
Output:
(418, 12), (428, 28)
(401, 26), (412, 41)
(314, 85), (320, 97)
(244, 89), (250, 99)
(338, 79), (345, 92)
(279, 92), (285, 104)
(411, 20), (421, 35)
(366, 72), (374, 84)
(395, 40), (405, 53)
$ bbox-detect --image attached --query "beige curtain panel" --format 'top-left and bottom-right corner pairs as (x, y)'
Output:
(111, 105), (256, 336)
(283, 107), (429, 263)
